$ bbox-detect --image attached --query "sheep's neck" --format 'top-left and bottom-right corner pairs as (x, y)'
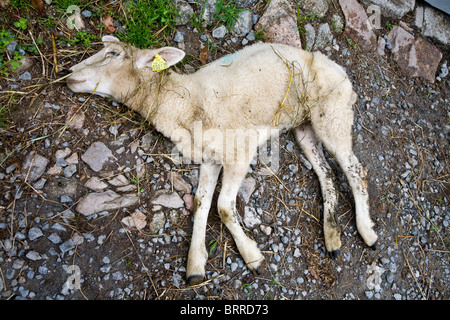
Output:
(123, 71), (191, 138)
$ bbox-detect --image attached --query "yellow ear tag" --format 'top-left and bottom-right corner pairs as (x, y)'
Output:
(152, 54), (169, 72)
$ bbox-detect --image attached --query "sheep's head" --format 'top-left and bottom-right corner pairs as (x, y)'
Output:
(67, 35), (185, 102)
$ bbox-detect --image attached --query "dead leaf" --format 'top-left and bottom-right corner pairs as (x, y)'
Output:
(103, 14), (116, 34)
(199, 46), (209, 65)
(31, 0), (44, 15)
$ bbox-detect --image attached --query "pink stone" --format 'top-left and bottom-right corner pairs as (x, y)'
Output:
(255, 0), (302, 48)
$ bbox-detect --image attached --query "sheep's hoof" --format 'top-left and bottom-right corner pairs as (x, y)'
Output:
(329, 249), (340, 259)
(187, 274), (205, 286)
(369, 240), (377, 251)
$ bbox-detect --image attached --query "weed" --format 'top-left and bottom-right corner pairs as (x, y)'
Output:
(59, 31), (98, 48)
(118, 0), (178, 48)
(0, 105), (9, 128)
(214, 0), (244, 31)
(208, 239), (218, 254)
(0, 29), (23, 77)
(14, 18), (28, 31)
(347, 38), (357, 49)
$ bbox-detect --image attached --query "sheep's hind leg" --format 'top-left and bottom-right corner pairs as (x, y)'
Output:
(186, 163), (222, 286)
(294, 125), (342, 258)
(218, 164), (265, 273)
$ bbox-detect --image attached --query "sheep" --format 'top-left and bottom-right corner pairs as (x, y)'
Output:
(67, 35), (378, 286)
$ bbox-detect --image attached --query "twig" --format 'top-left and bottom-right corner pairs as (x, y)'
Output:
(52, 33), (59, 74)
(28, 29), (45, 78)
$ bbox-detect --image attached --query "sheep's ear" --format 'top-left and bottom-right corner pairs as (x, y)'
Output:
(155, 47), (185, 67)
(134, 47), (185, 70)
(101, 35), (120, 46)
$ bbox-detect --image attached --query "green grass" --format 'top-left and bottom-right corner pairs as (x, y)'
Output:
(214, 0), (244, 31)
(117, 0), (178, 48)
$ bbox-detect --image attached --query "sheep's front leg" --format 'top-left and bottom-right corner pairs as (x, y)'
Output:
(186, 163), (222, 286)
(217, 164), (265, 273)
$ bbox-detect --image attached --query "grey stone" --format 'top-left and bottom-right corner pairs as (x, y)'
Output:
(22, 151), (49, 182)
(28, 227), (43, 241)
(81, 10), (92, 18)
(81, 141), (117, 172)
(297, 0), (329, 17)
(233, 10), (253, 36)
(76, 190), (139, 216)
(173, 30), (184, 43)
(304, 23), (315, 51)
(6, 40), (17, 55)
(422, 5), (450, 48)
(149, 211), (166, 234)
(151, 190), (184, 209)
(173, 0), (194, 25)
(315, 23), (333, 50)
(238, 177), (256, 204)
(63, 164), (77, 178)
(360, 0), (415, 19)
(26, 251), (42, 261)
(48, 233), (62, 244)
(243, 206), (261, 228)
(84, 176), (108, 191)
(59, 239), (75, 253)
(200, 0), (217, 25)
(236, 0), (259, 8)
(212, 25), (227, 38)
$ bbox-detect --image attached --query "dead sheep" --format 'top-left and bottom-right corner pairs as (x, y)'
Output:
(67, 36), (378, 285)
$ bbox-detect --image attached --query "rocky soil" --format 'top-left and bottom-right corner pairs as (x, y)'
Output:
(0, 0), (449, 300)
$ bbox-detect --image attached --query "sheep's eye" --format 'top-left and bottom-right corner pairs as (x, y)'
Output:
(106, 51), (118, 57)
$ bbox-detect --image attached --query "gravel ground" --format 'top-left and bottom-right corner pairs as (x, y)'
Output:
(0, 1), (449, 301)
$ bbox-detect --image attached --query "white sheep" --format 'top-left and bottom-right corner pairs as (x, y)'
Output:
(67, 36), (378, 286)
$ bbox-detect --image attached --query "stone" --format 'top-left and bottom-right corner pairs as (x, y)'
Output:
(63, 164), (77, 178)
(360, 0), (415, 19)
(149, 212), (166, 234)
(76, 190), (139, 216)
(151, 190), (184, 209)
(255, 0), (302, 48)
(173, 0), (194, 26)
(422, 5), (450, 48)
(173, 30), (184, 43)
(171, 172), (192, 194)
(81, 141), (117, 172)
(339, 0), (377, 51)
(121, 210), (147, 230)
(236, 0), (258, 8)
(84, 176), (108, 191)
(22, 151), (49, 182)
(304, 23), (315, 51)
(19, 71), (31, 81)
(297, 0), (329, 17)
(183, 194), (194, 211)
(314, 23), (333, 50)
(243, 206), (261, 229)
(28, 227), (43, 241)
(233, 10), (253, 36)
(212, 25), (228, 39)
(66, 105), (85, 129)
(107, 174), (129, 187)
(238, 177), (256, 204)
(200, 0), (217, 25)
(387, 26), (442, 83)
